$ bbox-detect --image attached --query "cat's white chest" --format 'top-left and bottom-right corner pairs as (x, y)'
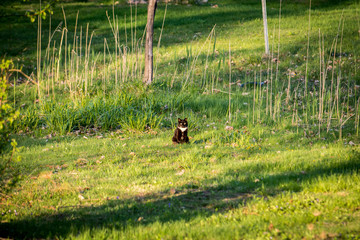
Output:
(178, 127), (187, 132)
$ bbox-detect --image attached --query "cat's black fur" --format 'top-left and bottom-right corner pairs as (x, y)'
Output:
(172, 118), (189, 144)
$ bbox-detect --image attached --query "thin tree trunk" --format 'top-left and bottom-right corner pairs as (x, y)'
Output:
(261, 0), (269, 55)
(144, 0), (157, 85)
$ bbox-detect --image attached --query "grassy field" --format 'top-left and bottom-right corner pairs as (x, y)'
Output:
(1, 0), (360, 239)
(1, 129), (360, 239)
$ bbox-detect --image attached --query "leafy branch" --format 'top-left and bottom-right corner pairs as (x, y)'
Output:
(24, 0), (58, 22)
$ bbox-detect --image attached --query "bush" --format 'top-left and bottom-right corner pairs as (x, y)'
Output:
(0, 59), (20, 193)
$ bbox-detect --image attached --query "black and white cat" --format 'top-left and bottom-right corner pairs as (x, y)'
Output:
(172, 118), (189, 144)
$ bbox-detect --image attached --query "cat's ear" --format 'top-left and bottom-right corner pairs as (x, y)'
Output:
(178, 118), (181, 122)
(184, 118), (187, 121)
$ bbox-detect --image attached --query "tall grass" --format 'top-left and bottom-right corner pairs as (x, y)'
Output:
(14, 92), (186, 134)
(7, 1), (359, 141)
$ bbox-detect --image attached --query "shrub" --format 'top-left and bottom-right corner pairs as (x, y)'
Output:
(0, 59), (20, 193)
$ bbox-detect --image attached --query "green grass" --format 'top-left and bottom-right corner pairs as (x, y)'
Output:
(1, 0), (360, 239)
(2, 0), (359, 80)
(1, 129), (360, 239)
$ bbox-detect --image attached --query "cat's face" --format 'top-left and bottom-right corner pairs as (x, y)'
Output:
(177, 118), (188, 128)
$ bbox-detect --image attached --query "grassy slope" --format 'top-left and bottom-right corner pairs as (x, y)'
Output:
(1, 0), (360, 239)
(1, 130), (360, 239)
(1, 0), (359, 77)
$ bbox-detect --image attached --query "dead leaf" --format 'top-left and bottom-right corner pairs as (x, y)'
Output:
(170, 188), (176, 195)
(328, 233), (339, 238)
(76, 158), (88, 166)
(319, 231), (327, 240)
(137, 216), (143, 222)
(307, 223), (314, 231)
(61, 164), (68, 168)
(225, 126), (233, 131)
(268, 223), (274, 231)
(313, 210), (322, 216)
(210, 157), (217, 163)
(38, 171), (52, 179)
(175, 169), (185, 176)
(78, 187), (90, 193)
(42, 205), (56, 210)
(43, 134), (52, 139)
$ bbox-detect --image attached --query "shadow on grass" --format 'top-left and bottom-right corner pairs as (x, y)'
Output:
(1, 150), (359, 239)
(0, 0), (353, 57)
(13, 134), (79, 148)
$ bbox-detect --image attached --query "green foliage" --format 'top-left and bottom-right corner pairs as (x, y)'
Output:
(14, 91), (176, 134)
(24, 0), (58, 22)
(0, 60), (20, 193)
(120, 108), (164, 132)
(0, 60), (19, 151)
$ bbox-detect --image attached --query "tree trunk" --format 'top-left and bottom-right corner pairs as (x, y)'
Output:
(143, 0), (157, 85)
(261, 0), (269, 55)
